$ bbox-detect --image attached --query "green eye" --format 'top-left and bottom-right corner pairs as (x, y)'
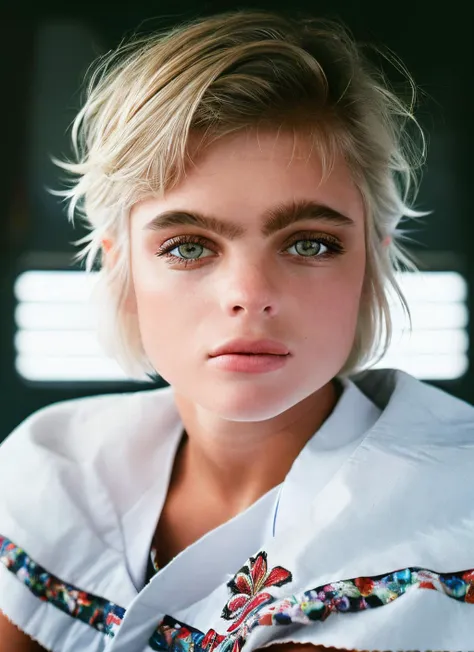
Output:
(287, 239), (328, 257)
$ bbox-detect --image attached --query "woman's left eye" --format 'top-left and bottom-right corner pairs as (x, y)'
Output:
(285, 234), (344, 258)
(286, 239), (329, 257)
(154, 234), (344, 267)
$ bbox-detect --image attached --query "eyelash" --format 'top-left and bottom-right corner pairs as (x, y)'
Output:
(154, 232), (345, 268)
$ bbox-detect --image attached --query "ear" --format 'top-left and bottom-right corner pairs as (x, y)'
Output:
(102, 238), (113, 253)
(101, 238), (137, 314)
(101, 238), (119, 269)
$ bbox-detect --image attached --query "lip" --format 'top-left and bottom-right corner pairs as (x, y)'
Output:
(207, 353), (290, 374)
(209, 338), (290, 357)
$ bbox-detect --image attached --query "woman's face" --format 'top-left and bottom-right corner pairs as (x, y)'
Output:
(129, 130), (366, 421)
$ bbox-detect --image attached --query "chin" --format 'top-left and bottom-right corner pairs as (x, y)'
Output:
(208, 406), (289, 422)
(198, 386), (306, 422)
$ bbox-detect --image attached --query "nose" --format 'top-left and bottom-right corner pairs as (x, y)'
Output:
(217, 259), (279, 317)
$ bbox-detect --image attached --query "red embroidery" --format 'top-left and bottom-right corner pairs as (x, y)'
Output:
(222, 551), (292, 633)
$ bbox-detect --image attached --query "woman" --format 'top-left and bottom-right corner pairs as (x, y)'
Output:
(0, 8), (473, 652)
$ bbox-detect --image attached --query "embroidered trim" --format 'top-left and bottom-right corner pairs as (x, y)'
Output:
(149, 562), (474, 652)
(0, 535), (125, 638)
(2, 535), (473, 652)
(214, 563), (474, 652)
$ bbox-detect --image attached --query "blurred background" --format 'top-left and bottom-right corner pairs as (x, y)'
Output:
(1, 0), (473, 441)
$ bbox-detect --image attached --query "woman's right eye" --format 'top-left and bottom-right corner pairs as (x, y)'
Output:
(154, 235), (215, 267)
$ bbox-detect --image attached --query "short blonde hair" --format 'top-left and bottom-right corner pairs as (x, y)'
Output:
(52, 9), (427, 381)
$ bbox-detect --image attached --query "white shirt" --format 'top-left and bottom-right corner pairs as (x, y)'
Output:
(0, 369), (473, 651)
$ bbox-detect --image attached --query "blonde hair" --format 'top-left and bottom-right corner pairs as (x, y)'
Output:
(52, 9), (428, 381)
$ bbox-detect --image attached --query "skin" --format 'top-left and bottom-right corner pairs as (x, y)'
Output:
(0, 614), (47, 651)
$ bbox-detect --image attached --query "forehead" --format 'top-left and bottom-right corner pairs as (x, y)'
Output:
(187, 128), (328, 169)
(131, 130), (365, 228)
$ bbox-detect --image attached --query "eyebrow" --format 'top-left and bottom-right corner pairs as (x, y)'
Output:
(143, 199), (356, 239)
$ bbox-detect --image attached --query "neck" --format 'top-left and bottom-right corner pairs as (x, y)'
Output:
(171, 380), (340, 517)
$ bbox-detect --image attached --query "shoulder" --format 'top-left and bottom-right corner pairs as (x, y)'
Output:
(0, 384), (178, 529)
(0, 383), (176, 463)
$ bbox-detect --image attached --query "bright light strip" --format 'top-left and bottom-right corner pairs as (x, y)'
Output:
(12, 269), (470, 382)
(15, 355), (129, 382)
(385, 329), (469, 355)
(393, 271), (467, 303)
(390, 303), (469, 330)
(14, 330), (103, 356)
(14, 270), (98, 303)
(15, 303), (97, 330)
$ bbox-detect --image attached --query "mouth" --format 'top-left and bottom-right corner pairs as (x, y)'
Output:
(225, 352), (287, 355)
(209, 340), (290, 357)
(207, 351), (290, 373)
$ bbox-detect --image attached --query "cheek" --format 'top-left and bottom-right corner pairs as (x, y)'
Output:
(130, 255), (167, 337)
(305, 261), (364, 313)
(132, 282), (183, 379)
(301, 265), (365, 347)
(133, 283), (173, 336)
(313, 290), (361, 341)
(130, 242), (176, 311)
(130, 261), (201, 353)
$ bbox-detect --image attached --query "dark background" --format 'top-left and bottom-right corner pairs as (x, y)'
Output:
(1, 1), (473, 440)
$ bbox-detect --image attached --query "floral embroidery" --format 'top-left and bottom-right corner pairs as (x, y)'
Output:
(0, 535), (125, 638)
(221, 551), (292, 634)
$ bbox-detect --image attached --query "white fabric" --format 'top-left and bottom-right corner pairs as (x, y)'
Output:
(0, 369), (473, 652)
